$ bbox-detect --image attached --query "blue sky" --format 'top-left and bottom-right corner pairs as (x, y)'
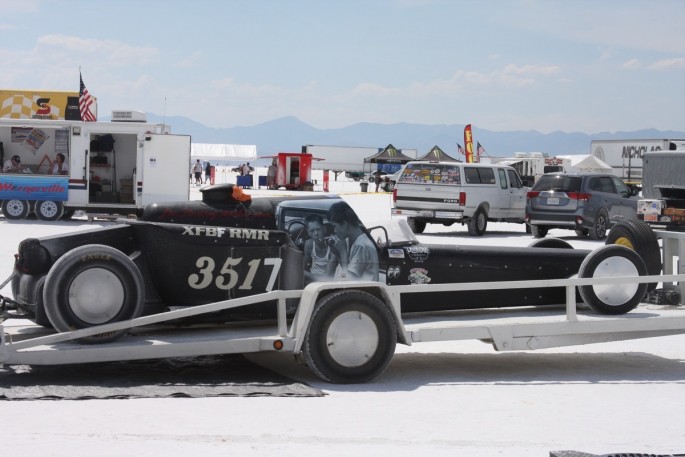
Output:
(1, 0), (683, 133)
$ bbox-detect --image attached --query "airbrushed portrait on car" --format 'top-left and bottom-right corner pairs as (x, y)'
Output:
(4, 183), (662, 344)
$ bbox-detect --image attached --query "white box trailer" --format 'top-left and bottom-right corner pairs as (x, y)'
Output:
(590, 139), (685, 180)
(0, 115), (190, 220)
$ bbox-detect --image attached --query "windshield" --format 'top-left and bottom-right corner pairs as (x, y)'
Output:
(533, 175), (582, 192)
(398, 163), (462, 185)
(367, 218), (418, 247)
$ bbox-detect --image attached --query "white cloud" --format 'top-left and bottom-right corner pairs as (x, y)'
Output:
(622, 59), (642, 69)
(648, 57), (685, 70)
(37, 35), (159, 66)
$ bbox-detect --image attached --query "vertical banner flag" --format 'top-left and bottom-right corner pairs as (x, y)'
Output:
(464, 124), (474, 163)
(477, 142), (486, 160)
(79, 72), (97, 122)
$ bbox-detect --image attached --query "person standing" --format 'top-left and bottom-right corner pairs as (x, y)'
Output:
(267, 159), (277, 189)
(192, 159), (203, 185)
(204, 161), (211, 184)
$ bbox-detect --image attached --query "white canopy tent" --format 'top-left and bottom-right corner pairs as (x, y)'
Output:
(556, 154), (613, 173)
(190, 143), (257, 161)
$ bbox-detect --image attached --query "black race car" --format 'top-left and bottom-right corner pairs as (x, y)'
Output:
(6, 184), (660, 347)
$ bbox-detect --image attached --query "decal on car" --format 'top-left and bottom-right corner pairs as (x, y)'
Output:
(408, 268), (431, 284)
(182, 226), (270, 240)
(388, 248), (405, 258)
(387, 265), (401, 279)
(188, 256), (282, 291)
(405, 246), (430, 262)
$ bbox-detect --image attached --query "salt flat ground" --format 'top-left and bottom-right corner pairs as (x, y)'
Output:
(0, 185), (683, 457)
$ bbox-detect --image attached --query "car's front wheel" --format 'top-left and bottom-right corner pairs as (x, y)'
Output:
(43, 244), (145, 343)
(578, 244), (647, 314)
(302, 290), (397, 383)
(589, 209), (609, 240)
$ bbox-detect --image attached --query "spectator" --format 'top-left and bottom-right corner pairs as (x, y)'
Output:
(327, 201), (379, 281)
(192, 159), (203, 185)
(267, 159), (277, 189)
(204, 161), (211, 184)
(373, 170), (382, 192)
(3, 155), (23, 173)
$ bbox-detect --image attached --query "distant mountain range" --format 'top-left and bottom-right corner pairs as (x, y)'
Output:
(130, 113), (685, 158)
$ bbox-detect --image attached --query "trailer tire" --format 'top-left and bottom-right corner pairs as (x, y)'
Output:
(2, 199), (31, 220)
(606, 219), (661, 290)
(531, 225), (548, 238)
(35, 200), (65, 221)
(528, 238), (573, 249)
(578, 244), (647, 314)
(303, 290), (396, 384)
(43, 244), (145, 344)
(467, 207), (488, 236)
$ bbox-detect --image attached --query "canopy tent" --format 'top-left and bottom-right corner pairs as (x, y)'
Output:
(364, 144), (414, 173)
(191, 143), (257, 161)
(416, 145), (459, 162)
(556, 154), (613, 173)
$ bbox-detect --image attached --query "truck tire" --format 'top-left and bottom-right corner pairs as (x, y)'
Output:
(35, 200), (65, 221)
(2, 199), (31, 220)
(606, 219), (661, 290)
(467, 207), (488, 236)
(302, 290), (397, 384)
(43, 244), (145, 344)
(531, 225), (548, 238)
(577, 244), (647, 314)
(407, 217), (426, 234)
(589, 209), (609, 240)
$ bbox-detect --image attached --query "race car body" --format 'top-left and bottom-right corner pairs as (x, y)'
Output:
(6, 184), (658, 344)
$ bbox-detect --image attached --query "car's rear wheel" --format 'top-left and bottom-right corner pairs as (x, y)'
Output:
(589, 209), (609, 240)
(467, 208), (487, 236)
(302, 290), (397, 383)
(2, 199), (31, 220)
(407, 217), (426, 234)
(528, 238), (573, 249)
(575, 228), (589, 237)
(578, 244), (647, 314)
(606, 219), (661, 290)
(531, 225), (548, 238)
(43, 244), (145, 344)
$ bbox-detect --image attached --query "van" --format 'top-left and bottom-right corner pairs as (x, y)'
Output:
(391, 161), (528, 235)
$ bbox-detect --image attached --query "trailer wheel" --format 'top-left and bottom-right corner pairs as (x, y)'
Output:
(528, 238), (573, 249)
(2, 199), (30, 220)
(43, 244), (145, 344)
(407, 217), (426, 234)
(467, 207), (488, 236)
(35, 200), (65, 221)
(606, 220), (661, 288)
(303, 290), (397, 384)
(578, 244), (647, 314)
(62, 208), (76, 220)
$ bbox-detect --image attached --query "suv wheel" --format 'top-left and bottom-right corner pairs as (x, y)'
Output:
(531, 225), (548, 238)
(589, 209), (609, 240)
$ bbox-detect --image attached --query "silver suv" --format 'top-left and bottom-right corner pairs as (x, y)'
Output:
(525, 173), (639, 239)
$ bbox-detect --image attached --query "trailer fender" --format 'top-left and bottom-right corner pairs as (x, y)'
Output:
(291, 281), (407, 354)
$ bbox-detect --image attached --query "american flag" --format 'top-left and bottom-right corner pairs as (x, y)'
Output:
(79, 72), (97, 122)
(457, 143), (466, 155)
(476, 142), (486, 157)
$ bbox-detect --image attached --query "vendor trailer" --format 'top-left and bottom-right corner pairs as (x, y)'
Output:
(0, 112), (190, 220)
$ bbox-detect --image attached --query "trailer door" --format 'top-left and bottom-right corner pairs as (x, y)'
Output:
(142, 134), (191, 205)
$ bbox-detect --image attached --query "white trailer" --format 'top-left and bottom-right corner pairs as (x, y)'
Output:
(590, 139), (685, 180)
(2, 264), (684, 384)
(0, 112), (190, 220)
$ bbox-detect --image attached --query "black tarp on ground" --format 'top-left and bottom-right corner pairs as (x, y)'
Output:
(0, 354), (324, 400)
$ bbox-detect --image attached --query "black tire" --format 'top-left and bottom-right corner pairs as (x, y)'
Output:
(302, 290), (397, 383)
(528, 238), (573, 249)
(575, 228), (589, 237)
(35, 200), (65, 221)
(62, 208), (76, 220)
(531, 225), (548, 238)
(578, 244), (648, 314)
(407, 217), (426, 234)
(2, 199), (31, 220)
(589, 209), (609, 240)
(467, 207), (487, 236)
(606, 219), (661, 290)
(43, 244), (145, 344)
